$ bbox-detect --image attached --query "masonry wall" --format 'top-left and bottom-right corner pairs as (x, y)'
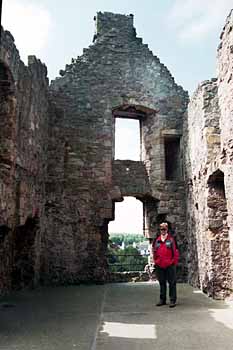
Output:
(46, 12), (188, 284)
(2, 11), (221, 292)
(112, 160), (151, 197)
(4, 9), (233, 296)
(217, 10), (233, 291)
(0, 57), (16, 292)
(185, 10), (233, 298)
(0, 27), (49, 293)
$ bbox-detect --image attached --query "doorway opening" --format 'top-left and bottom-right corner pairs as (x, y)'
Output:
(108, 197), (148, 272)
(109, 196), (143, 235)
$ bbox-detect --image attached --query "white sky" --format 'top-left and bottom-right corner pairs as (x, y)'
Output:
(2, 0), (232, 233)
(2, 0), (232, 92)
(115, 119), (140, 161)
(108, 197), (143, 234)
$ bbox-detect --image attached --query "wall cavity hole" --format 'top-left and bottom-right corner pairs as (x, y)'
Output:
(1, 303), (16, 308)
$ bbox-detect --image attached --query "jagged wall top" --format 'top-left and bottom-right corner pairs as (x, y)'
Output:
(0, 26), (48, 83)
(53, 12), (188, 102)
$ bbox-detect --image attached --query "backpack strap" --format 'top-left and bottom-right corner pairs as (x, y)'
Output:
(171, 238), (174, 258)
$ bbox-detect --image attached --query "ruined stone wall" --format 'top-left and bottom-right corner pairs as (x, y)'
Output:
(185, 10), (233, 297)
(2, 10), (233, 296)
(0, 29), (18, 230)
(46, 12), (188, 283)
(0, 11), (189, 290)
(0, 71), (16, 292)
(0, 27), (49, 225)
(217, 10), (233, 291)
(184, 80), (226, 297)
(0, 27), (49, 294)
(0, 29), (18, 294)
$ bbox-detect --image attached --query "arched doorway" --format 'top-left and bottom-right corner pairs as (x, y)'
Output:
(108, 196), (148, 273)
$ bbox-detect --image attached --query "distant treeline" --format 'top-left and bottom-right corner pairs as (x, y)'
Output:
(107, 246), (147, 272)
(109, 233), (145, 246)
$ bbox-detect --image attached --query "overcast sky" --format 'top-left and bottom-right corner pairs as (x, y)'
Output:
(2, 0), (232, 234)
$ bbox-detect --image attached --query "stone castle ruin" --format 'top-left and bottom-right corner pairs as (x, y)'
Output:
(0, 11), (233, 299)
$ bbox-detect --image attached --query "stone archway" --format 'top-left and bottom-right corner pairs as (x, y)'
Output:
(206, 169), (231, 298)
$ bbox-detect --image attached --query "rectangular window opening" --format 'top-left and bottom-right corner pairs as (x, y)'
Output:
(114, 118), (140, 161)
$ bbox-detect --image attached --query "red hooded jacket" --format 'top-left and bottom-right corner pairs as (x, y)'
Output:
(152, 233), (179, 269)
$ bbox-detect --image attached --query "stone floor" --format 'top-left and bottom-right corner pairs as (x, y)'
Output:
(0, 282), (233, 350)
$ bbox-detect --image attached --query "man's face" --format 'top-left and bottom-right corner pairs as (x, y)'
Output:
(160, 226), (168, 236)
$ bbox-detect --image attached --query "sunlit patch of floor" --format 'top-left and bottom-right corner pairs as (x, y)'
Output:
(208, 307), (233, 330)
(100, 322), (157, 339)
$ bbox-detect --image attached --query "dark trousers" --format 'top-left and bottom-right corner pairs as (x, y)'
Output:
(156, 265), (177, 303)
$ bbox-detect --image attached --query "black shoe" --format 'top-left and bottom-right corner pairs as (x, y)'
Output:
(169, 302), (176, 308)
(156, 301), (166, 306)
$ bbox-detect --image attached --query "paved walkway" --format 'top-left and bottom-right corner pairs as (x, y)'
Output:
(0, 282), (233, 349)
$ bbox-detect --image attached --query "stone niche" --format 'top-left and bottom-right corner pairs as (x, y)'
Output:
(206, 170), (230, 298)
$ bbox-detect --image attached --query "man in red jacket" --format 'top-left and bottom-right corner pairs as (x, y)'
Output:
(152, 222), (179, 308)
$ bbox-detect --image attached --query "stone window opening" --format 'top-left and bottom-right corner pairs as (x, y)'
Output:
(113, 105), (150, 161)
(0, 224), (11, 243)
(0, 61), (12, 80)
(0, 61), (15, 99)
(114, 117), (141, 161)
(164, 136), (181, 180)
